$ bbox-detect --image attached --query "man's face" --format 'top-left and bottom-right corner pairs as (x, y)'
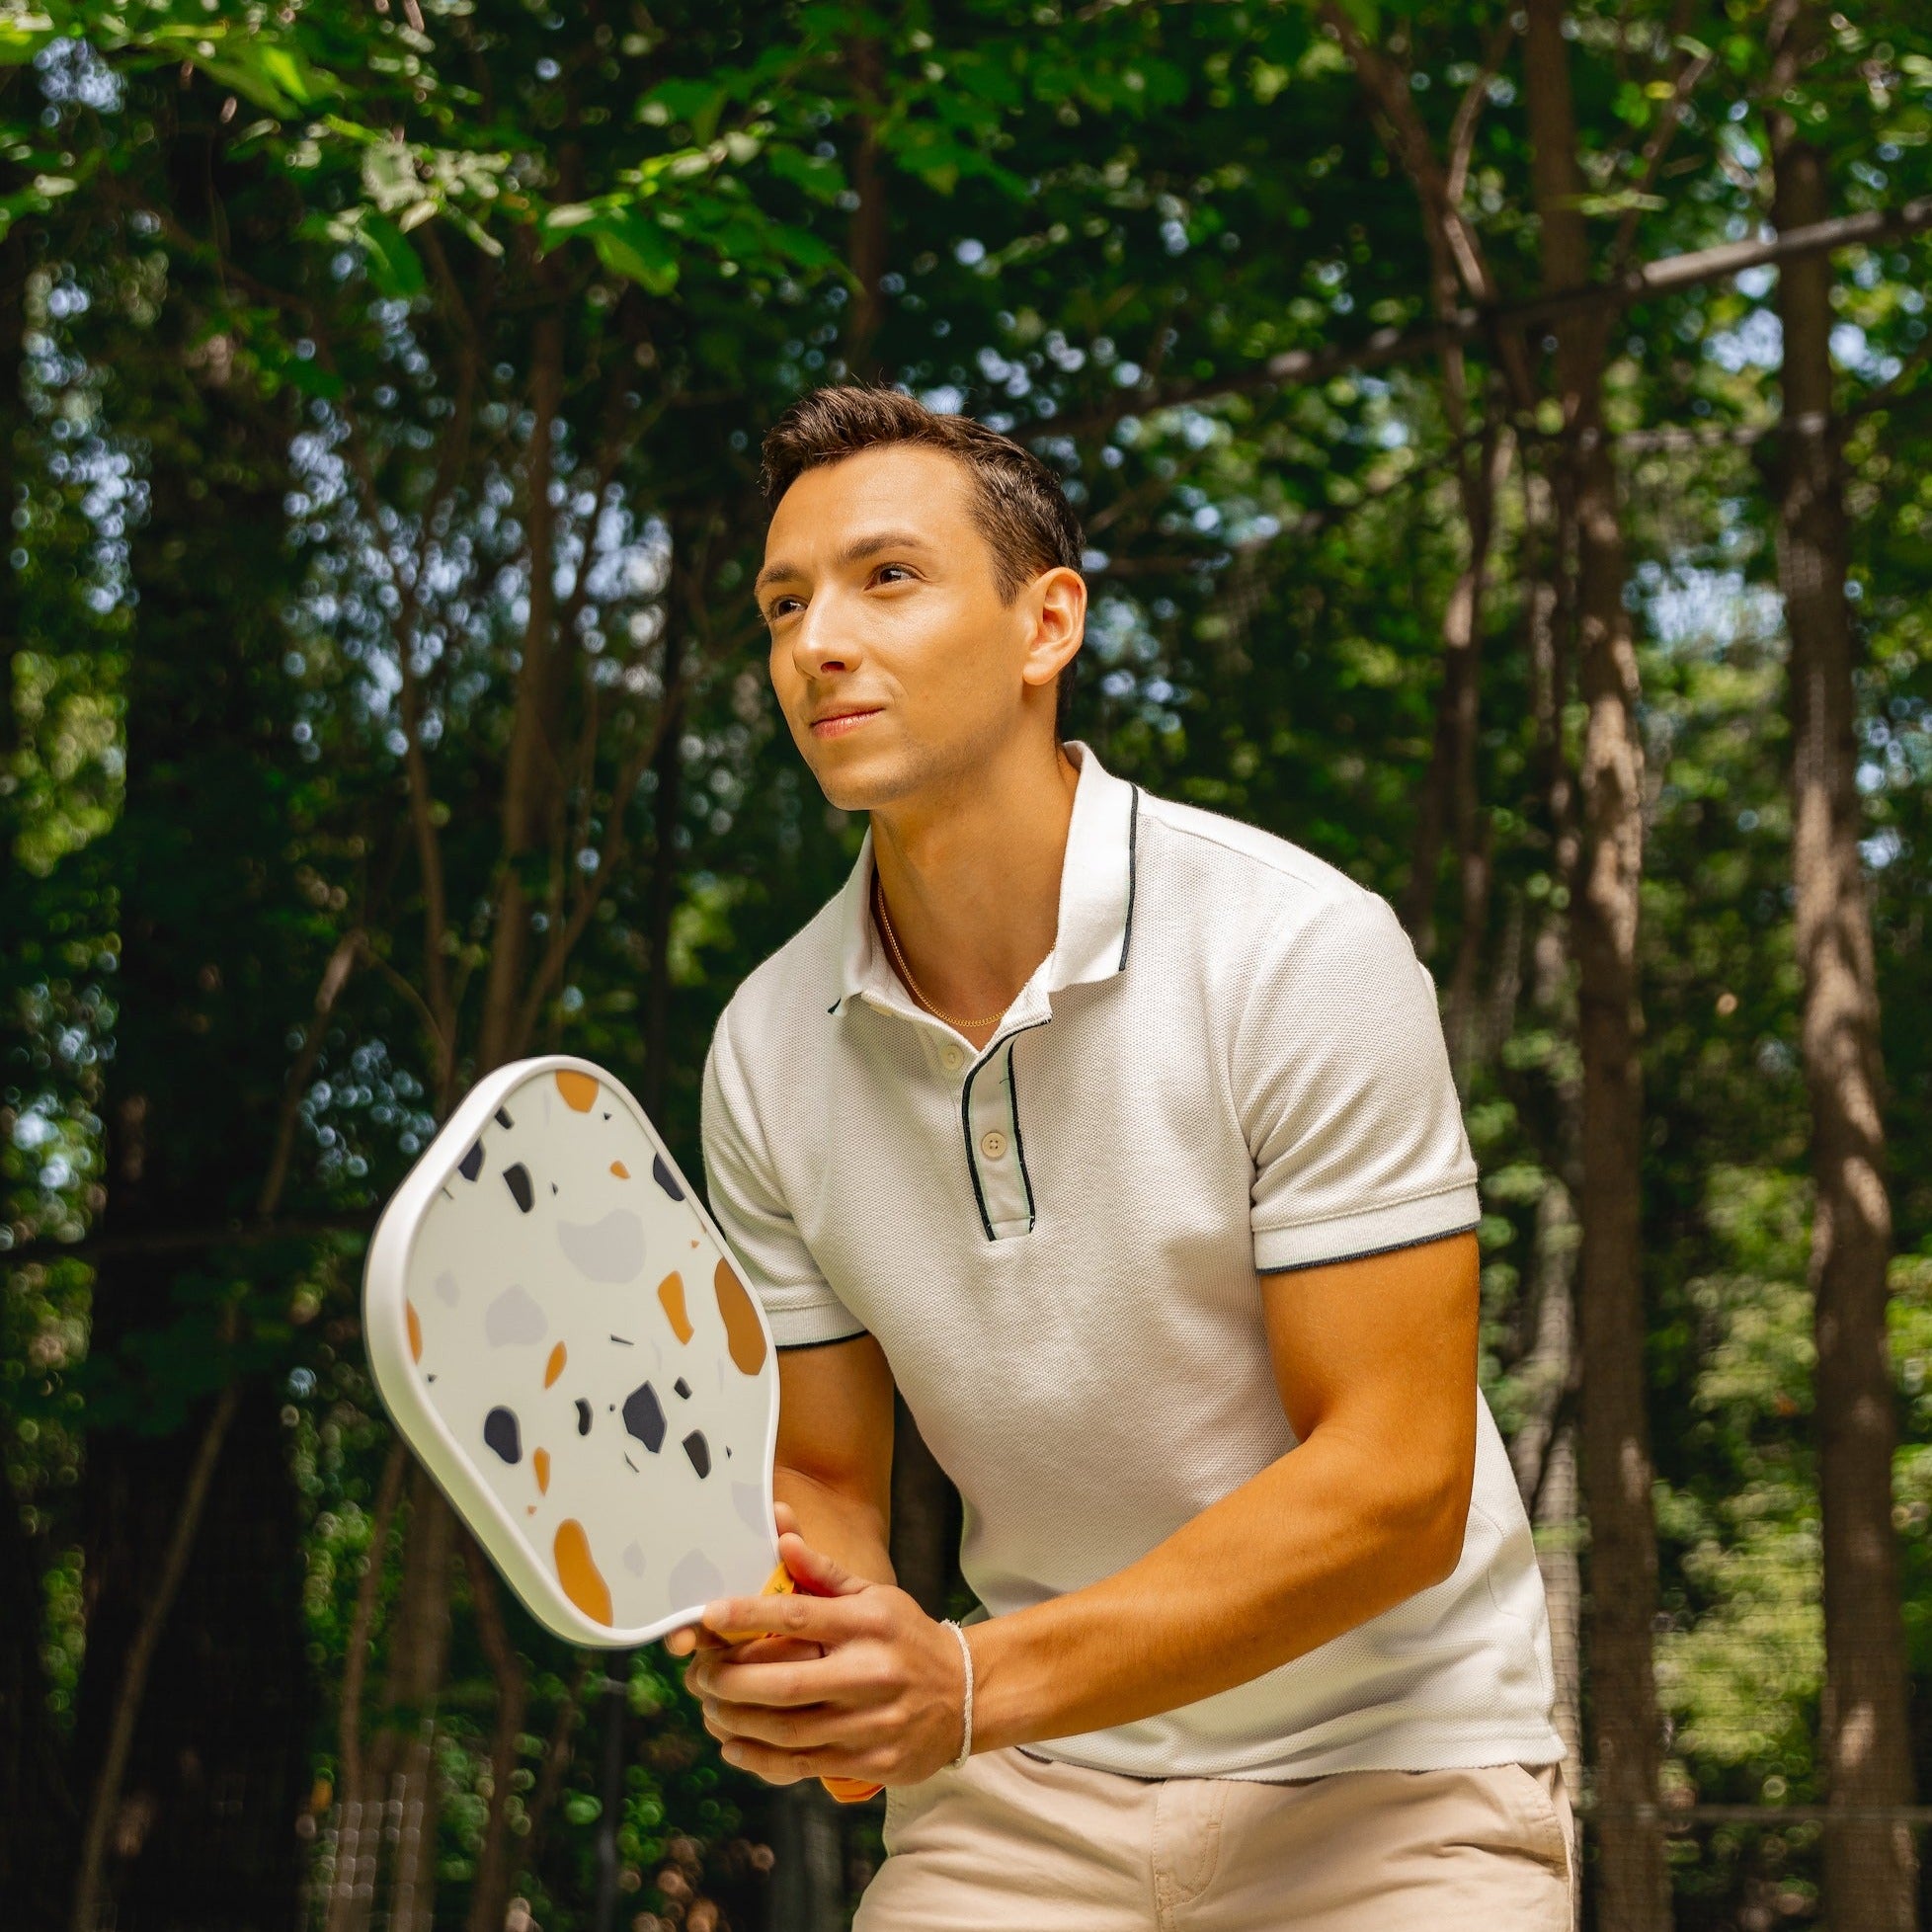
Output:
(756, 443), (1080, 813)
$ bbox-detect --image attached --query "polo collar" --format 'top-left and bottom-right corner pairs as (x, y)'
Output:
(831, 740), (1140, 1019)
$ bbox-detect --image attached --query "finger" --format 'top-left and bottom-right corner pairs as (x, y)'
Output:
(724, 1635), (826, 1667)
(686, 1631), (822, 1699)
(718, 1737), (874, 1788)
(702, 1696), (857, 1751)
(666, 1621), (728, 1659)
(778, 1528), (869, 1598)
(702, 1681), (903, 1753)
(772, 1498), (801, 1538)
(704, 1588), (868, 1647)
(704, 1638), (886, 1710)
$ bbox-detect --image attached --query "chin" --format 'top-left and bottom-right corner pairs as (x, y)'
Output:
(806, 737), (925, 816)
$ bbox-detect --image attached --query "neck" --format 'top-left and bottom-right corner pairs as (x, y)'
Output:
(868, 732), (1082, 1050)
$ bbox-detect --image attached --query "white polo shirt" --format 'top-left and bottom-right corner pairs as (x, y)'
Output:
(700, 742), (1563, 1781)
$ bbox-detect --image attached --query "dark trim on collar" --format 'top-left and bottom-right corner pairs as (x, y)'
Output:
(960, 1056), (997, 1242)
(1005, 1030), (1041, 1235)
(1118, 783), (1141, 972)
(775, 1331), (871, 1352)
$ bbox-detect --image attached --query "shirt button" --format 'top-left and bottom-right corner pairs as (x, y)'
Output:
(940, 1044), (965, 1074)
(979, 1129), (1008, 1161)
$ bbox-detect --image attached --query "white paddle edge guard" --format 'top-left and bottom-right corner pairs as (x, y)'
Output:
(362, 1052), (785, 1650)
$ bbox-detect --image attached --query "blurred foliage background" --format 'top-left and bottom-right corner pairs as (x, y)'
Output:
(3, 2), (1932, 1929)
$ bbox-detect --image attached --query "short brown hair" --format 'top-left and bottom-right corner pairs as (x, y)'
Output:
(760, 384), (1084, 737)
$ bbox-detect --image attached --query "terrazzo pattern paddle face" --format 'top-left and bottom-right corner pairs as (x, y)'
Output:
(362, 1057), (781, 1648)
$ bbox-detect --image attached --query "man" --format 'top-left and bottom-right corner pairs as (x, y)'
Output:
(665, 384), (1570, 1928)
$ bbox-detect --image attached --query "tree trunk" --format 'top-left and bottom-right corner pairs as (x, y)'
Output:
(461, 1538), (530, 1932)
(363, 1468), (456, 1932)
(765, 1783), (851, 1932)
(67, 312), (317, 1932)
(1512, 1178), (1585, 1812)
(1405, 424), (1508, 967)
(842, 36), (888, 381)
(643, 619), (686, 1115)
(477, 306), (565, 1072)
(324, 1444), (406, 1932)
(1515, 845), (1586, 1903)
(1768, 120), (1917, 1932)
(1522, 5), (1669, 1925)
(1439, 429), (1514, 1078)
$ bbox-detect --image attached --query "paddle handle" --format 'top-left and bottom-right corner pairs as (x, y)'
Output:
(714, 1564), (884, 1804)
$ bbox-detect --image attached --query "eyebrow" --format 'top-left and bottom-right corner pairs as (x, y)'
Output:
(754, 528), (935, 598)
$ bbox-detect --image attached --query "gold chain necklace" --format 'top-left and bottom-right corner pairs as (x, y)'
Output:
(871, 871), (1009, 1032)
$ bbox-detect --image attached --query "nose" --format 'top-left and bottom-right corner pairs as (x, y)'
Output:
(790, 586), (860, 682)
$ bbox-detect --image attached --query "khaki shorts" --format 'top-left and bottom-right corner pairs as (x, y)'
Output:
(854, 1746), (1574, 1931)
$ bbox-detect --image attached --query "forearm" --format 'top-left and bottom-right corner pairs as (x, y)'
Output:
(772, 1465), (895, 1587)
(966, 1428), (1466, 1753)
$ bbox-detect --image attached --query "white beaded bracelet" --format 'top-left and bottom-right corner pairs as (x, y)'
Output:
(940, 1618), (974, 1769)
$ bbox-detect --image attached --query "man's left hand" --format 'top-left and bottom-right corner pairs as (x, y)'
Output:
(683, 1513), (970, 1789)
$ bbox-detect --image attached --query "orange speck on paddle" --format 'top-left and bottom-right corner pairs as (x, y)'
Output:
(555, 1070), (599, 1112)
(714, 1258), (766, 1376)
(544, 1341), (567, 1388)
(554, 1519), (612, 1625)
(658, 1271), (693, 1344)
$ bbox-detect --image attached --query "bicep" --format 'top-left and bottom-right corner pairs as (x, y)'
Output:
(773, 1333), (896, 1526)
(1258, 1230), (1480, 1475)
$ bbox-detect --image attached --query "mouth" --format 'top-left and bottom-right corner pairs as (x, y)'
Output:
(809, 705), (883, 740)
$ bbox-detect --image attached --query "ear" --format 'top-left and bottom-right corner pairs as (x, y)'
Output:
(1019, 565), (1087, 697)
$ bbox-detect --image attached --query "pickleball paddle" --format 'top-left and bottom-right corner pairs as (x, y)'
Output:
(362, 1052), (882, 1804)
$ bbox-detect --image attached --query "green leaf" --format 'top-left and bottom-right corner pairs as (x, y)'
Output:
(638, 76), (727, 141)
(761, 143), (844, 203)
(355, 212), (427, 299)
(542, 201), (683, 293)
(0, 14), (55, 63)
(590, 213), (681, 294)
(767, 223), (841, 273)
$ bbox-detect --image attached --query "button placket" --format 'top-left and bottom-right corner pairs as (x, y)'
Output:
(963, 1034), (1035, 1238)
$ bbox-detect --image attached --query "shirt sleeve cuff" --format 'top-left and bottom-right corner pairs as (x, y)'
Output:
(756, 1280), (871, 1348)
(1253, 1182), (1483, 1274)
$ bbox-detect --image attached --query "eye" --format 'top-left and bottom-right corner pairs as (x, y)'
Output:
(872, 563), (916, 587)
(765, 594), (803, 622)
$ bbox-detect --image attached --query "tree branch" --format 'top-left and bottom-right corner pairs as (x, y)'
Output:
(325, 394), (458, 1076)
(510, 671), (687, 1054)
(1049, 196), (1932, 439)
(257, 929), (365, 1224)
(1607, 36), (1716, 278)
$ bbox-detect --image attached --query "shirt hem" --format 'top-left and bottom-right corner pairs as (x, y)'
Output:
(762, 1296), (871, 1348)
(1253, 1182), (1482, 1273)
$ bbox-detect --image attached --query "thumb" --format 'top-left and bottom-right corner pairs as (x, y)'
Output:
(778, 1527), (870, 1599)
